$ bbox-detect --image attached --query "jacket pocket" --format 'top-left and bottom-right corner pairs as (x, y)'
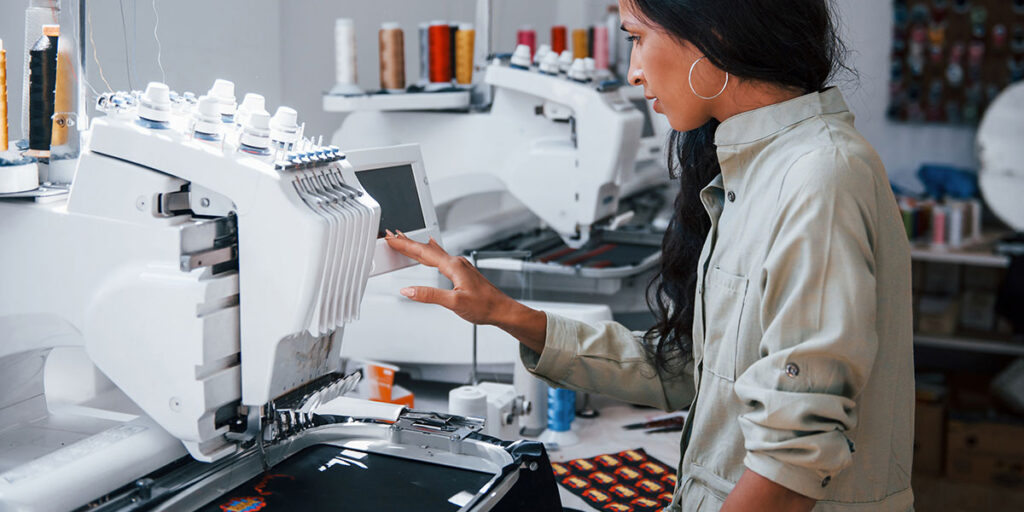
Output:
(701, 266), (748, 382)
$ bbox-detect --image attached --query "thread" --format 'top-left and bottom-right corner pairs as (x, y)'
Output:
(449, 24), (459, 81)
(418, 23), (430, 84)
(379, 22), (405, 91)
(28, 25), (58, 152)
(428, 22), (451, 84)
(573, 28), (589, 59)
(22, 4), (52, 141)
(517, 26), (536, 59)
(588, 26), (595, 59)
(547, 388), (575, 433)
(455, 24), (475, 85)
(51, 32), (73, 147)
(0, 39), (8, 152)
(448, 386), (488, 419)
(334, 18), (358, 86)
(551, 25), (568, 55)
(593, 25), (609, 71)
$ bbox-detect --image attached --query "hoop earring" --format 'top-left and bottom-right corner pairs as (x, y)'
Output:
(688, 56), (729, 100)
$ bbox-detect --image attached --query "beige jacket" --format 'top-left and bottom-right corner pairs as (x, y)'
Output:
(522, 88), (915, 511)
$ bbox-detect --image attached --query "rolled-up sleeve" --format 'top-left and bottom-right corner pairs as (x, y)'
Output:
(520, 312), (694, 412)
(734, 148), (879, 500)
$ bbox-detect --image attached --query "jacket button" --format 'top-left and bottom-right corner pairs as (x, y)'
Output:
(785, 363), (800, 378)
(727, 191), (736, 202)
(821, 476), (831, 487)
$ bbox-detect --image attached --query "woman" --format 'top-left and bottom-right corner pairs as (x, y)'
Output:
(385, 0), (914, 510)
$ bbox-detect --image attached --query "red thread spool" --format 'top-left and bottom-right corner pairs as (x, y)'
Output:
(551, 25), (568, 54)
(517, 27), (536, 58)
(428, 22), (452, 84)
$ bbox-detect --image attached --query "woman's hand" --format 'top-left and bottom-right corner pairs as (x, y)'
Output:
(384, 230), (548, 352)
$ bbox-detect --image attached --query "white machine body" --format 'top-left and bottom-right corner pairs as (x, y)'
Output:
(0, 81), (443, 511)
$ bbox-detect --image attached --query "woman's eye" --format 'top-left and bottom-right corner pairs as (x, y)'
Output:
(625, 35), (639, 43)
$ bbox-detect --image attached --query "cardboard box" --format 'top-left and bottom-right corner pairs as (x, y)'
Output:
(914, 400), (946, 476)
(918, 295), (960, 336)
(946, 417), (1024, 487)
(959, 290), (998, 333)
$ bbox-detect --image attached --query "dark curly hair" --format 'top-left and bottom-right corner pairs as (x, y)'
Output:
(628, 0), (852, 374)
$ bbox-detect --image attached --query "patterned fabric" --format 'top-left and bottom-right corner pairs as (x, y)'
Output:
(554, 449), (675, 512)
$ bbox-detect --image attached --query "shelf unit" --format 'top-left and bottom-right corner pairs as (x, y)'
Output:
(911, 230), (1018, 355)
(909, 231), (1011, 268)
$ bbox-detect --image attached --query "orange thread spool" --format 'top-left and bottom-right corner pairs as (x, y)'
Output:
(455, 24), (475, 85)
(428, 22), (451, 84)
(551, 25), (568, 54)
(379, 22), (406, 91)
(573, 28), (589, 59)
(0, 39), (8, 152)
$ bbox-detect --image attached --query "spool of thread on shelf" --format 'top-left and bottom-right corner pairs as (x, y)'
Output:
(332, 18), (362, 95)
(51, 31), (73, 147)
(517, 26), (536, 59)
(1, 39), (8, 152)
(28, 25), (59, 152)
(573, 28), (589, 59)
(428, 22), (452, 85)
(379, 22), (405, 91)
(448, 386), (488, 420)
(455, 24), (475, 85)
(418, 23), (430, 85)
(449, 23), (459, 81)
(551, 26), (568, 55)
(22, 3), (52, 142)
(593, 25), (609, 71)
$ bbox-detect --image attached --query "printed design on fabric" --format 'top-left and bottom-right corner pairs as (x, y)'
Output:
(553, 448), (676, 511)
(219, 497), (266, 512)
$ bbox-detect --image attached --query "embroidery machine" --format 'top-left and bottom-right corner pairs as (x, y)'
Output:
(0, 79), (562, 511)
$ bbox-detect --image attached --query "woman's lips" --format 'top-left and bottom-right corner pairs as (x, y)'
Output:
(652, 98), (662, 113)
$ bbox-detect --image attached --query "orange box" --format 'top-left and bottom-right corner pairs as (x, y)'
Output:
(364, 361), (398, 401)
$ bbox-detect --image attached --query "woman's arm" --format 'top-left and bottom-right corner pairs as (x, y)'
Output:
(721, 470), (816, 512)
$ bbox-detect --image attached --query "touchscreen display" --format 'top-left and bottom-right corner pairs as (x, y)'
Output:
(356, 164), (427, 238)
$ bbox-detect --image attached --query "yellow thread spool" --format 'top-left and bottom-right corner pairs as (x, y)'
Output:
(573, 29), (589, 59)
(52, 34), (72, 147)
(0, 38), (8, 152)
(455, 24), (475, 85)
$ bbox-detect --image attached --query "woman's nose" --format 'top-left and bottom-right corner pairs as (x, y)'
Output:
(628, 66), (644, 86)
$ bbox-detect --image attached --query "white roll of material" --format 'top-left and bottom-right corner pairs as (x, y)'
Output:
(448, 385), (488, 420)
(0, 153), (39, 193)
(332, 18), (363, 95)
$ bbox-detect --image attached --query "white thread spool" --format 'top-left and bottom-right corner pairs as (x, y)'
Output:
(332, 18), (363, 96)
(448, 385), (487, 420)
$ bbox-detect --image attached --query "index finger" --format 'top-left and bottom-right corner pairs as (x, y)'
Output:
(385, 230), (451, 268)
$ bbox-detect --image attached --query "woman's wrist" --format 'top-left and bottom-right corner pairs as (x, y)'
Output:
(492, 299), (547, 354)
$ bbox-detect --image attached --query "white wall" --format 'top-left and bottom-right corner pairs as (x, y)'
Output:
(555, 0), (979, 190)
(1, 0), (977, 189)
(1, 0), (281, 141)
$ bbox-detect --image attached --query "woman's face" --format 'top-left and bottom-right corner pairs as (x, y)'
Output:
(619, 0), (728, 132)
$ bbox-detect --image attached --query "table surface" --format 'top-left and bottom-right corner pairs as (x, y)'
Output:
(411, 381), (684, 511)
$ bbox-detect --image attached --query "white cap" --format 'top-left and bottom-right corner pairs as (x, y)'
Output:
(539, 52), (560, 75)
(568, 59), (589, 82)
(270, 106), (300, 146)
(208, 79), (237, 117)
(584, 57), (596, 72)
(336, 18), (355, 29)
(381, 21), (400, 30)
(193, 95), (223, 135)
(139, 82), (171, 123)
(458, 23), (474, 31)
(236, 93), (266, 126)
(558, 50), (573, 73)
(534, 44), (552, 64)
(510, 44), (532, 68)
(240, 111), (271, 149)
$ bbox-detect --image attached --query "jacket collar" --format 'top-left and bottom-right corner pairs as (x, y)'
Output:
(714, 87), (849, 147)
